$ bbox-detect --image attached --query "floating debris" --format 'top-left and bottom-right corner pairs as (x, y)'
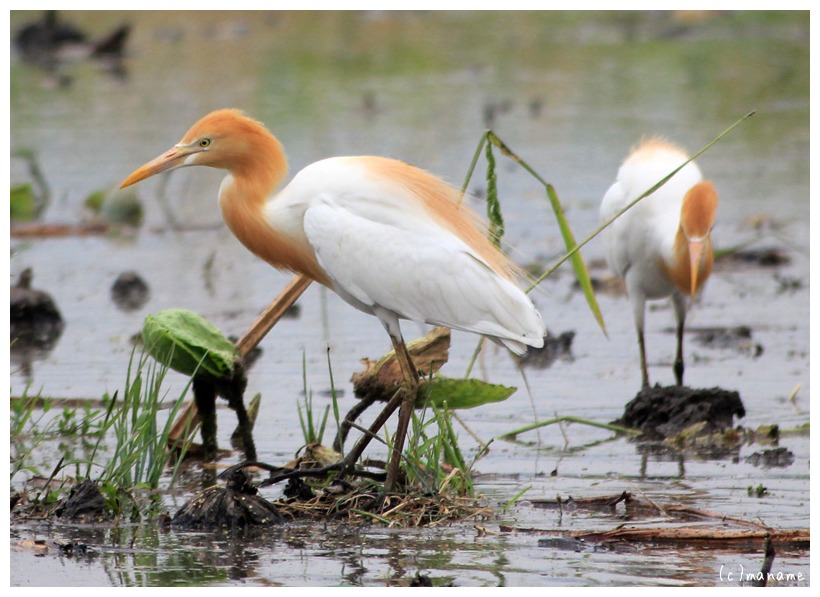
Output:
(111, 271), (150, 311)
(350, 326), (515, 409)
(716, 246), (790, 268)
(745, 447), (795, 469)
(11, 222), (109, 238)
(517, 491), (809, 550)
(690, 325), (763, 356)
(409, 572), (434, 587)
(10, 268), (64, 349)
(518, 329), (575, 368)
(14, 10), (130, 62)
(84, 186), (144, 228)
(351, 326), (450, 403)
(275, 484), (492, 527)
(537, 537), (613, 553)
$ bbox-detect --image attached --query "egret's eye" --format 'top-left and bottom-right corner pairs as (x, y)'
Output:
(198, 138), (211, 148)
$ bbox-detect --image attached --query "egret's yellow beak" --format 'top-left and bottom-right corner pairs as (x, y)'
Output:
(688, 238), (706, 296)
(120, 144), (197, 188)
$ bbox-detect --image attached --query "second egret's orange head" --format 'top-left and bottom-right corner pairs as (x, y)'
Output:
(679, 180), (719, 295)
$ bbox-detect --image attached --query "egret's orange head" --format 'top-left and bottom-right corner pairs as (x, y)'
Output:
(679, 181), (719, 295)
(120, 109), (286, 188)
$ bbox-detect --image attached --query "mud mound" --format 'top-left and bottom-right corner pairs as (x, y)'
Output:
(615, 385), (745, 439)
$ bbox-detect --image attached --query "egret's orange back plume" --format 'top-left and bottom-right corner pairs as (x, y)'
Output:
(362, 156), (517, 280)
(629, 136), (684, 159)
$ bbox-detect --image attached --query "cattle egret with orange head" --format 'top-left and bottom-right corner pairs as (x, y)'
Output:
(121, 109), (545, 491)
(599, 139), (718, 389)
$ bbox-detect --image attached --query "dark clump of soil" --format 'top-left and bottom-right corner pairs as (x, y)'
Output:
(171, 468), (283, 531)
(614, 385), (745, 439)
(410, 573), (434, 587)
(745, 447), (795, 468)
(55, 479), (108, 522)
(690, 325), (763, 356)
(717, 246), (790, 268)
(110, 271), (150, 311)
(10, 268), (64, 348)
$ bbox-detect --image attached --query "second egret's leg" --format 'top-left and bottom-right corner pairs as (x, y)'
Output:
(672, 293), (688, 387)
(637, 327), (650, 390)
(630, 284), (650, 389)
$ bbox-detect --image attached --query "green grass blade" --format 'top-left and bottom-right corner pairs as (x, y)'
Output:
(483, 131), (606, 334)
(500, 415), (641, 441)
(459, 131), (489, 200)
(484, 141), (504, 247)
(544, 183), (606, 334)
(326, 346), (341, 455)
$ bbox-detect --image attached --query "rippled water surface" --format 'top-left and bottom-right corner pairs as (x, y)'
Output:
(9, 10), (809, 587)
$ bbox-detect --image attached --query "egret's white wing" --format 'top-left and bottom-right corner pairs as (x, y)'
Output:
(303, 198), (544, 353)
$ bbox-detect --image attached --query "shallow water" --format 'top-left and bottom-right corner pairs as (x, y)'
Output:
(9, 10), (810, 587)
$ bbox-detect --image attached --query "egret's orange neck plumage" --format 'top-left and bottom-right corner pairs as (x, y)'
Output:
(219, 178), (332, 285)
(680, 181), (718, 240)
(180, 110), (330, 285)
(665, 181), (718, 296)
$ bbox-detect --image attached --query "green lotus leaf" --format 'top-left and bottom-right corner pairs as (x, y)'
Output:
(142, 309), (237, 379)
(418, 376), (516, 410)
(11, 183), (37, 221)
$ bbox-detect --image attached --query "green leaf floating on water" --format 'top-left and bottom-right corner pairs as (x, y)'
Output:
(418, 377), (516, 410)
(142, 309), (237, 379)
(11, 183), (37, 220)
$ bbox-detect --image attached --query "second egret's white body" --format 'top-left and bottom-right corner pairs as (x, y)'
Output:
(600, 139), (718, 388)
